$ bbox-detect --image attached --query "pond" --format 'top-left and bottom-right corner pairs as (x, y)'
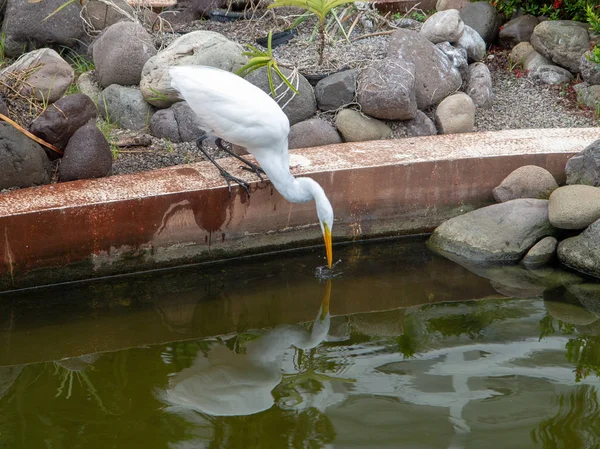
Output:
(0, 238), (599, 449)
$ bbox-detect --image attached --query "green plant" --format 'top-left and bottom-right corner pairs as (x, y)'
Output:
(99, 97), (119, 158)
(236, 30), (299, 97)
(147, 87), (169, 103)
(268, 0), (357, 65)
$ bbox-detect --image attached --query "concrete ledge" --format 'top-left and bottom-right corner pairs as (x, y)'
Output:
(0, 128), (597, 290)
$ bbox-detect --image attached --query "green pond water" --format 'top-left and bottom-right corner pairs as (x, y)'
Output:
(1, 238), (600, 449)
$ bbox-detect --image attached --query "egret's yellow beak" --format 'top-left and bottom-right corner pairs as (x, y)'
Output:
(321, 279), (331, 319)
(323, 223), (332, 269)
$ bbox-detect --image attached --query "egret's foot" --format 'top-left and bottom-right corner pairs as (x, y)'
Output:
(215, 138), (265, 181)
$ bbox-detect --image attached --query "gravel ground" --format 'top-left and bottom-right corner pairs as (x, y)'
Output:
(109, 27), (599, 177)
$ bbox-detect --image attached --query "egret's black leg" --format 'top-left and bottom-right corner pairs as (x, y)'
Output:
(214, 138), (265, 181)
(195, 136), (251, 197)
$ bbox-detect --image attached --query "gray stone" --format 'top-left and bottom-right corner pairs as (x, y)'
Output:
(565, 139), (600, 186)
(29, 94), (97, 150)
(0, 96), (8, 117)
(172, 101), (204, 142)
(524, 50), (552, 72)
(436, 0), (470, 11)
(59, 123), (112, 181)
(288, 118), (341, 149)
(81, 0), (134, 31)
(246, 67), (316, 126)
(493, 165), (558, 202)
(436, 42), (468, 80)
(549, 185), (600, 230)
(522, 236), (558, 268)
(565, 283), (600, 317)
(529, 64), (574, 84)
(140, 31), (247, 108)
(558, 219), (600, 279)
(573, 83), (600, 109)
(93, 22), (157, 88)
(459, 2), (503, 45)
(149, 108), (181, 142)
(356, 58), (417, 120)
(0, 48), (74, 104)
(455, 25), (486, 62)
(510, 42), (536, 68)
(393, 18), (422, 32)
(429, 198), (556, 262)
(580, 51), (600, 85)
(1, 0), (87, 57)
(335, 109), (392, 142)
(434, 92), (475, 134)
(420, 9), (464, 44)
(315, 69), (357, 112)
(499, 15), (539, 47)
(76, 71), (102, 104)
(530, 20), (590, 72)
(465, 62), (493, 108)
(98, 85), (155, 131)
(0, 122), (51, 190)
(402, 110), (437, 137)
(387, 29), (462, 109)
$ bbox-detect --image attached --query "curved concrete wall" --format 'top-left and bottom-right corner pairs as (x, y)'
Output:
(0, 128), (597, 290)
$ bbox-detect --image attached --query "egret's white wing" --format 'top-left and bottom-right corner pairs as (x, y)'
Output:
(169, 66), (289, 149)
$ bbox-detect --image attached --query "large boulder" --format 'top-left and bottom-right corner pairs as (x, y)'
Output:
(455, 25), (486, 62)
(549, 185), (600, 230)
(465, 62), (493, 108)
(0, 122), (51, 190)
(315, 69), (357, 112)
(580, 51), (600, 85)
(459, 1), (503, 45)
(387, 29), (462, 109)
(0, 49), (74, 104)
(530, 20), (590, 72)
(565, 139), (600, 186)
(29, 94), (97, 151)
(149, 108), (181, 142)
(428, 199), (556, 262)
(0, 0), (87, 57)
(98, 85), (155, 131)
(493, 165), (558, 202)
(499, 15), (539, 47)
(245, 67), (316, 126)
(420, 9), (464, 44)
(288, 118), (341, 149)
(140, 31), (247, 108)
(356, 58), (417, 120)
(434, 92), (475, 134)
(59, 123), (112, 181)
(93, 22), (157, 88)
(335, 109), (392, 142)
(558, 219), (600, 279)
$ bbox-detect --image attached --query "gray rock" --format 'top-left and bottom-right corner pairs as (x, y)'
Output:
(565, 283), (600, 317)
(289, 118), (341, 149)
(356, 58), (417, 120)
(0, 122), (51, 190)
(246, 67), (316, 126)
(558, 219), (600, 279)
(522, 236), (558, 268)
(524, 50), (552, 72)
(510, 42), (536, 68)
(435, 92), (475, 134)
(573, 83), (600, 109)
(436, 42), (468, 80)
(393, 18), (422, 31)
(455, 25), (486, 62)
(0, 96), (8, 117)
(59, 123), (112, 181)
(580, 51), (600, 85)
(402, 110), (437, 137)
(465, 62), (493, 108)
(387, 29), (462, 109)
(93, 22), (157, 88)
(0, 48), (74, 104)
(172, 101), (204, 142)
(76, 71), (102, 104)
(429, 198), (556, 262)
(98, 85), (155, 131)
(1, 0), (87, 57)
(549, 185), (600, 230)
(315, 69), (357, 112)
(436, 0), (470, 11)
(499, 15), (539, 47)
(530, 20), (590, 72)
(81, 0), (134, 31)
(420, 9), (464, 44)
(149, 108), (181, 142)
(529, 64), (574, 84)
(565, 139), (600, 186)
(29, 94), (97, 150)
(493, 165), (558, 202)
(140, 31), (247, 108)
(459, 1), (503, 45)
(335, 109), (392, 142)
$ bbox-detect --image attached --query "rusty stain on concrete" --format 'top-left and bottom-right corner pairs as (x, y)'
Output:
(0, 128), (597, 290)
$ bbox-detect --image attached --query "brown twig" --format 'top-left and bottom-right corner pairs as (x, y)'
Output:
(0, 112), (63, 156)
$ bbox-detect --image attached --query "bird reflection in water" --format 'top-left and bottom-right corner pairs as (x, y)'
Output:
(159, 280), (333, 417)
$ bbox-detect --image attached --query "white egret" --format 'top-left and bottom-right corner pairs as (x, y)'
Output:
(169, 66), (334, 268)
